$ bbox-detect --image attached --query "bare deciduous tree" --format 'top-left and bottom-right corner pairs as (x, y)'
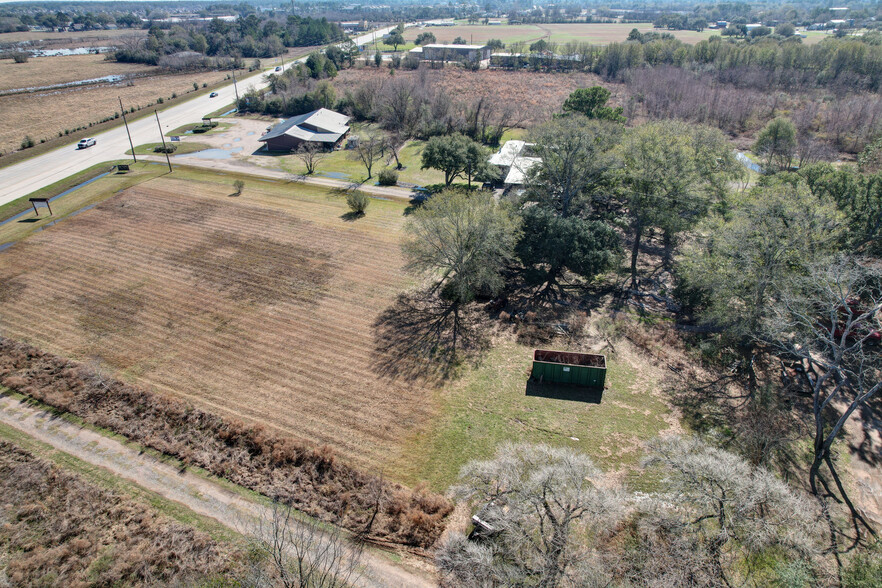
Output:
(635, 436), (820, 587)
(350, 133), (384, 180)
(766, 255), (882, 540)
(244, 500), (364, 588)
(296, 143), (327, 175)
(437, 443), (623, 588)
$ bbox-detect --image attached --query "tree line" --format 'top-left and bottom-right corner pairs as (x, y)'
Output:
(498, 33), (882, 93)
(114, 14), (343, 65)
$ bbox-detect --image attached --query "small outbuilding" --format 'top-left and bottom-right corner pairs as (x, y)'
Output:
(258, 108), (350, 152)
(488, 140), (541, 186)
(531, 349), (606, 389)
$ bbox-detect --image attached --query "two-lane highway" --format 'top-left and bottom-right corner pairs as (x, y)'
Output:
(0, 26), (397, 206)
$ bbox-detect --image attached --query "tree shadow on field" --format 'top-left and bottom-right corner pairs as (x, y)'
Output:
(372, 290), (491, 384)
(340, 211), (363, 222)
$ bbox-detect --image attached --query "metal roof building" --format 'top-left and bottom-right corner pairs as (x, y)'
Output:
(414, 43), (492, 66)
(258, 108), (351, 152)
(488, 140), (541, 185)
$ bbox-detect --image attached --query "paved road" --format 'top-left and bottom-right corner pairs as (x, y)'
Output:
(0, 393), (435, 587)
(0, 26), (398, 206)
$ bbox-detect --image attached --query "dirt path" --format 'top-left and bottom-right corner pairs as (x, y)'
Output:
(0, 393), (436, 588)
(141, 154), (420, 202)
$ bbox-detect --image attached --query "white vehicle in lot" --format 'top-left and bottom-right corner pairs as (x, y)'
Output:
(77, 137), (96, 149)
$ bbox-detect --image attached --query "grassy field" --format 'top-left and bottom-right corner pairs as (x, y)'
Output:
(0, 53), (153, 93)
(402, 22), (836, 48)
(0, 161), (168, 246)
(128, 142), (210, 155)
(393, 339), (677, 491)
(0, 28), (144, 45)
(404, 22), (717, 48)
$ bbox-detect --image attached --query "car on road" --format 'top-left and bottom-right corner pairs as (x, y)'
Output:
(77, 137), (96, 149)
(209, 92), (219, 98)
(275, 66), (282, 71)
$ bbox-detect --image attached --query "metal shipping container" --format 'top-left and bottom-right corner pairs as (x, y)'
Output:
(531, 349), (606, 389)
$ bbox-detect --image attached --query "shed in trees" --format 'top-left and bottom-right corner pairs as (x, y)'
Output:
(531, 349), (606, 389)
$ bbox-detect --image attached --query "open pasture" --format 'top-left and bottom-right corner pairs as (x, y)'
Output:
(0, 52), (153, 94)
(0, 27), (143, 47)
(0, 170), (436, 474)
(405, 22), (717, 47)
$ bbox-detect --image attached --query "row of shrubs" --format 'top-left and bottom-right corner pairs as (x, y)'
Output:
(0, 337), (452, 549)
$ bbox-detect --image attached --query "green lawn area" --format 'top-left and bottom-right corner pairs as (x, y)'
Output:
(0, 161), (169, 246)
(391, 339), (675, 492)
(165, 121), (232, 137)
(369, 41), (418, 53)
(275, 124), (527, 188)
(127, 142), (210, 156)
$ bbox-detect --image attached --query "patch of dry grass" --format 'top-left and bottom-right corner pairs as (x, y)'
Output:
(0, 28), (143, 45)
(0, 53), (153, 93)
(334, 67), (612, 126)
(0, 439), (237, 586)
(403, 22), (716, 47)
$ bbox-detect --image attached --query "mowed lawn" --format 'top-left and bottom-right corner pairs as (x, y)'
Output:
(392, 339), (678, 491)
(0, 167), (437, 474)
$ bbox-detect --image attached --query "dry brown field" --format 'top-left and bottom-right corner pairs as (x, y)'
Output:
(0, 68), (228, 155)
(0, 52), (153, 92)
(405, 22), (717, 46)
(0, 171), (435, 474)
(335, 67), (612, 125)
(0, 28), (144, 46)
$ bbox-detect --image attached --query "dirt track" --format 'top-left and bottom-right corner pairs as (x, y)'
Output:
(0, 393), (435, 588)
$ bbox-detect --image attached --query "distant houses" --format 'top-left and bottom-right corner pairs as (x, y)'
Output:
(258, 108), (350, 152)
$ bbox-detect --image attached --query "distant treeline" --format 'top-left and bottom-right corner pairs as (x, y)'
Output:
(500, 33), (882, 93)
(114, 14), (343, 65)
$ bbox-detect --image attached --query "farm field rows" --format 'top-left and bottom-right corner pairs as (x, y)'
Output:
(0, 169), (437, 474)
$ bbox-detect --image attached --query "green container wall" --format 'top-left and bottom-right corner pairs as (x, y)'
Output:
(530, 361), (606, 388)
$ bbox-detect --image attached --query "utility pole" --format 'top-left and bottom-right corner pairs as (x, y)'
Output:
(154, 110), (172, 173)
(119, 96), (136, 164)
(232, 69), (240, 111)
